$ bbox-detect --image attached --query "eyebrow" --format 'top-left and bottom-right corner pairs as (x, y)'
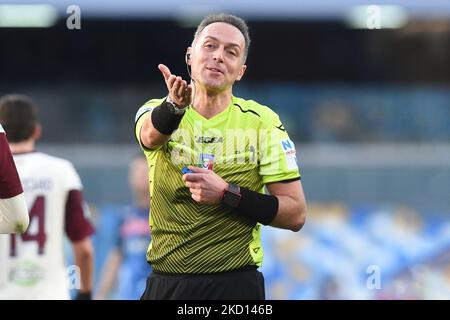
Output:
(203, 36), (241, 49)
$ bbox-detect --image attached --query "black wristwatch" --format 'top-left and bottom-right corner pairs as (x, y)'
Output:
(221, 183), (241, 208)
(166, 96), (186, 115)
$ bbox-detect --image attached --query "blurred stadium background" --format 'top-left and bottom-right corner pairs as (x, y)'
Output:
(1, 0), (450, 299)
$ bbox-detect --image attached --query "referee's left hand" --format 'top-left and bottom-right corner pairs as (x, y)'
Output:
(182, 166), (228, 204)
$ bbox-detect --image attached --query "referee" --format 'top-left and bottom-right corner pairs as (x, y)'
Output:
(135, 13), (307, 300)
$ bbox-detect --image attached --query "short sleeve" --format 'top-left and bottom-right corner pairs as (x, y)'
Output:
(63, 161), (83, 191)
(134, 99), (164, 151)
(0, 130), (24, 199)
(61, 161), (93, 241)
(258, 113), (301, 185)
(65, 190), (95, 241)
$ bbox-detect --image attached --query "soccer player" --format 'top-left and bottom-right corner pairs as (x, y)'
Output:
(135, 14), (307, 300)
(0, 123), (29, 234)
(95, 155), (151, 300)
(0, 95), (95, 300)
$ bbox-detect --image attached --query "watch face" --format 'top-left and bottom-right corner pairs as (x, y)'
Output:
(166, 100), (184, 115)
(172, 104), (185, 115)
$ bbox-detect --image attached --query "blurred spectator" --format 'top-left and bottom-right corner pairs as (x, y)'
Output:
(312, 101), (364, 142)
(318, 275), (342, 300)
(262, 202), (450, 300)
(95, 155), (151, 300)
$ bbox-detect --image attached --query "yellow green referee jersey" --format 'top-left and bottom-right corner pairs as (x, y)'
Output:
(135, 95), (301, 273)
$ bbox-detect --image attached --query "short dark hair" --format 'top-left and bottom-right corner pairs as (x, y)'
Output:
(194, 13), (250, 62)
(0, 94), (39, 143)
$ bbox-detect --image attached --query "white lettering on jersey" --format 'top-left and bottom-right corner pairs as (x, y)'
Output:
(280, 138), (298, 171)
(21, 177), (54, 192)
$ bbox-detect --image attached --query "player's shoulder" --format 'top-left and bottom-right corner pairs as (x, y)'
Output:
(135, 97), (165, 123)
(232, 96), (281, 125)
(31, 152), (77, 171)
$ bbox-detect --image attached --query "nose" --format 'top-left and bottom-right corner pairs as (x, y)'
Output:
(213, 47), (225, 63)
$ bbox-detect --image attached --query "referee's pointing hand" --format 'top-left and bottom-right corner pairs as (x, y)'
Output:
(183, 166), (228, 205)
(158, 64), (193, 109)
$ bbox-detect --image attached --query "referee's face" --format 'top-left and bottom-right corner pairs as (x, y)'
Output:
(191, 22), (247, 93)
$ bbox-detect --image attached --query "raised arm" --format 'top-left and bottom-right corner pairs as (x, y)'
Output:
(140, 64), (192, 149)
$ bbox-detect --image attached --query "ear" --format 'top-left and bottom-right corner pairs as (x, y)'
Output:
(236, 64), (247, 81)
(185, 47), (192, 65)
(33, 123), (42, 140)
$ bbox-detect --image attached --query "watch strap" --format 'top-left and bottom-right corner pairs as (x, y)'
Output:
(166, 96), (186, 115)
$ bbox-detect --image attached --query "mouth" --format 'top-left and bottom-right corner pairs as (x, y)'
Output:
(206, 67), (224, 74)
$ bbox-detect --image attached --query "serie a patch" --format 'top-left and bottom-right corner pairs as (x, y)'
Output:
(280, 138), (298, 170)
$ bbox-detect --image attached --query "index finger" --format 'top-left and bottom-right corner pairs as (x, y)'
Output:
(158, 64), (172, 81)
(183, 173), (204, 182)
(188, 166), (211, 174)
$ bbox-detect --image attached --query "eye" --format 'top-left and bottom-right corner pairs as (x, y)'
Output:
(204, 42), (216, 49)
(228, 50), (237, 56)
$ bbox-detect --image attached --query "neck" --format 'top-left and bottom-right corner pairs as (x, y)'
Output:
(192, 86), (232, 119)
(10, 140), (35, 154)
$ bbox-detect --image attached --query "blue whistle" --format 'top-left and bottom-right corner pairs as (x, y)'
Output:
(181, 166), (193, 174)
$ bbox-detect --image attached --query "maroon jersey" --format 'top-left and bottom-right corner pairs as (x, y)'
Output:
(0, 125), (23, 199)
